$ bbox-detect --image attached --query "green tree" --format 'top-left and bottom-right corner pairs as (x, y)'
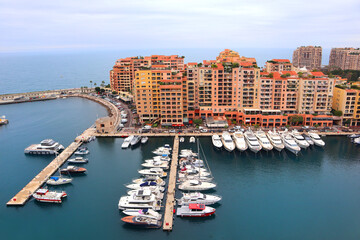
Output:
(332, 109), (343, 116)
(289, 115), (303, 125)
(254, 124), (259, 129)
(95, 87), (101, 92)
(90, 80), (93, 88)
(268, 73), (274, 78)
(112, 91), (117, 94)
(198, 63), (203, 67)
(193, 119), (203, 126)
(101, 81), (105, 88)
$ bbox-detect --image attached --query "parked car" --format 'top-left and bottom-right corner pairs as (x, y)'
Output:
(169, 129), (176, 133)
(200, 129), (208, 133)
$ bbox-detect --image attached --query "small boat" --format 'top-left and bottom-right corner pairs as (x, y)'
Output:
(132, 176), (166, 186)
(232, 131), (248, 151)
(46, 176), (72, 185)
(179, 166), (211, 177)
(122, 135), (133, 149)
(179, 149), (197, 158)
(244, 130), (262, 153)
(131, 135), (141, 146)
(60, 165), (87, 174)
(302, 134), (314, 146)
(255, 130), (273, 151)
(24, 139), (64, 155)
(281, 132), (301, 155)
(138, 168), (167, 178)
(121, 216), (162, 228)
(67, 156), (88, 164)
(178, 180), (216, 191)
(141, 137), (148, 144)
(354, 137), (360, 145)
(348, 134), (360, 138)
(122, 208), (162, 220)
(180, 137), (185, 143)
(152, 147), (171, 156)
(221, 131), (235, 152)
(177, 192), (222, 205)
(178, 174), (213, 182)
(266, 130), (284, 151)
(176, 204), (215, 217)
(32, 188), (67, 203)
(290, 130), (310, 148)
(74, 147), (89, 155)
(127, 189), (164, 199)
(189, 137), (196, 143)
(147, 155), (171, 162)
(308, 131), (325, 147)
(0, 115), (9, 125)
(212, 135), (223, 149)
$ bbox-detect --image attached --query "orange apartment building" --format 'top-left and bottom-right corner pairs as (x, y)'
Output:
(265, 59), (294, 72)
(131, 49), (336, 127)
(110, 55), (184, 92)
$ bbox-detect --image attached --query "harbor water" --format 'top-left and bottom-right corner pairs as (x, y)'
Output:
(1, 98), (360, 239)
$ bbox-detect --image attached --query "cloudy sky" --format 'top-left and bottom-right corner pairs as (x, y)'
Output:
(0, 0), (359, 52)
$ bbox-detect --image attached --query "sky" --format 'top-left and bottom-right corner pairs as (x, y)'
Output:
(0, 0), (359, 53)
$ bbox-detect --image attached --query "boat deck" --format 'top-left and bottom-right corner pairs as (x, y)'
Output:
(163, 136), (179, 231)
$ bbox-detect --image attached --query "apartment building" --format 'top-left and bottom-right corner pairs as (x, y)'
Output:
(329, 48), (360, 70)
(332, 85), (360, 126)
(265, 59), (293, 72)
(110, 55), (184, 92)
(292, 46), (322, 70)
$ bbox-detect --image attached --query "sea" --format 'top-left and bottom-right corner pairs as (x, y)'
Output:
(1, 98), (360, 240)
(0, 48), (332, 95)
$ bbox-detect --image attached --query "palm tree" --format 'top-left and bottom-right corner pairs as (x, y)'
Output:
(90, 80), (93, 89)
(101, 81), (105, 88)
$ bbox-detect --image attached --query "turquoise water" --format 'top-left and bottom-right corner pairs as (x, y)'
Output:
(1, 98), (360, 239)
(0, 48), (332, 95)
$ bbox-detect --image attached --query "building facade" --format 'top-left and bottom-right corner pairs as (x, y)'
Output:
(332, 86), (360, 126)
(292, 46), (322, 70)
(265, 59), (293, 72)
(329, 48), (360, 70)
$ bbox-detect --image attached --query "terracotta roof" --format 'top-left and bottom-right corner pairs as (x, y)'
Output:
(272, 59), (291, 63)
(281, 71), (297, 76)
(310, 72), (325, 77)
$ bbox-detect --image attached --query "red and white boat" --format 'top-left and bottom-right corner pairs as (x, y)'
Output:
(32, 188), (67, 203)
(176, 203), (215, 217)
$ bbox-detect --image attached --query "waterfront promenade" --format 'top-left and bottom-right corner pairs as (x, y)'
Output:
(163, 136), (179, 231)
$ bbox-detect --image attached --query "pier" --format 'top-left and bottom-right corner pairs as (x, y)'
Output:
(163, 136), (179, 231)
(6, 128), (95, 206)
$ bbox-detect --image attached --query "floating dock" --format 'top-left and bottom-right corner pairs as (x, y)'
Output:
(7, 141), (82, 206)
(163, 136), (179, 231)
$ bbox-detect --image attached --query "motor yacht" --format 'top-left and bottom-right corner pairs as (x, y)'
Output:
(221, 131), (235, 152)
(177, 192), (222, 205)
(302, 133), (314, 146)
(266, 130), (284, 151)
(141, 137), (148, 144)
(74, 147), (89, 155)
(179, 157), (204, 168)
(354, 137), (360, 145)
(176, 204), (215, 217)
(122, 135), (133, 149)
(132, 176), (165, 186)
(121, 216), (162, 228)
(138, 168), (167, 178)
(152, 147), (171, 156)
(67, 156), (88, 164)
(122, 208), (162, 220)
(244, 130), (262, 153)
(141, 161), (169, 169)
(189, 137), (196, 143)
(127, 189), (164, 199)
(130, 135), (141, 146)
(126, 182), (165, 192)
(308, 131), (325, 147)
(178, 174), (213, 182)
(211, 135), (223, 149)
(60, 165), (87, 174)
(281, 132), (301, 155)
(180, 137), (185, 143)
(290, 130), (310, 148)
(24, 139), (64, 155)
(32, 188), (67, 203)
(255, 130), (273, 151)
(179, 149), (197, 158)
(178, 180), (216, 191)
(232, 131), (248, 151)
(146, 155), (171, 162)
(46, 176), (72, 185)
(119, 189), (160, 206)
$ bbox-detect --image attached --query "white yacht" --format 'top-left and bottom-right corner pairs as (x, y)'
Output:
(266, 130), (284, 152)
(118, 191), (161, 210)
(179, 137), (185, 143)
(141, 161), (169, 169)
(302, 133), (314, 146)
(290, 130), (310, 148)
(122, 208), (162, 220)
(281, 132), (301, 155)
(179, 149), (197, 158)
(178, 174), (213, 182)
(67, 156), (88, 164)
(141, 137), (148, 144)
(176, 204), (215, 217)
(189, 137), (196, 143)
(232, 131), (248, 151)
(255, 130), (273, 151)
(127, 189), (164, 199)
(32, 188), (67, 203)
(177, 192), (222, 205)
(244, 130), (262, 153)
(121, 135), (133, 149)
(152, 147), (171, 156)
(24, 139), (64, 155)
(179, 167), (211, 177)
(221, 131), (235, 152)
(126, 182), (165, 192)
(211, 135), (223, 149)
(308, 131), (325, 147)
(138, 168), (167, 178)
(132, 176), (165, 186)
(178, 180), (216, 191)
(130, 135), (141, 146)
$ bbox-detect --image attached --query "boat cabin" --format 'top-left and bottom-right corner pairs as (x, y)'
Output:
(189, 204), (205, 211)
(36, 189), (49, 195)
